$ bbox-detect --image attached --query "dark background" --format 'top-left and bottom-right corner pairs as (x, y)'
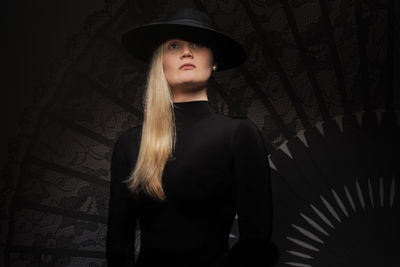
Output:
(1, 0), (106, 264)
(1, 0), (104, 167)
(1, 0), (399, 266)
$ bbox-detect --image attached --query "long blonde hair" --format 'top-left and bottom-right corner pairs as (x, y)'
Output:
(125, 45), (175, 201)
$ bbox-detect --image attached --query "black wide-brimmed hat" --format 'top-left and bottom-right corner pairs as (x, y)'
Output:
(121, 8), (247, 71)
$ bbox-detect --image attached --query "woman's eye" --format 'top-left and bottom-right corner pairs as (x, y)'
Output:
(191, 43), (203, 48)
(167, 43), (179, 50)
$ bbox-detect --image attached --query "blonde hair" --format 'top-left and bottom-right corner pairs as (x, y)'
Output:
(125, 45), (175, 201)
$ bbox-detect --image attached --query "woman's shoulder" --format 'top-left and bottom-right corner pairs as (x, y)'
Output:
(119, 125), (142, 136)
(211, 113), (264, 148)
(212, 112), (259, 131)
(111, 125), (142, 165)
(113, 125), (142, 148)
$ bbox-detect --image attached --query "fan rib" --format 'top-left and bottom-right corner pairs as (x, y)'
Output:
(7, 245), (106, 258)
(286, 237), (319, 252)
(355, 179), (366, 210)
(238, 0), (312, 129)
(268, 155), (278, 171)
(291, 224), (323, 243)
(397, 111), (400, 127)
(284, 262), (312, 267)
(310, 204), (334, 229)
(29, 156), (110, 188)
(376, 110), (384, 125)
(287, 250), (314, 259)
(14, 200), (107, 223)
(368, 178), (375, 208)
(333, 116), (344, 132)
(390, 176), (396, 207)
(296, 130), (309, 147)
(318, 0), (351, 115)
(229, 233), (237, 239)
(354, 0), (373, 111)
(315, 121), (324, 136)
(386, 0), (394, 111)
(379, 176), (384, 207)
(300, 213), (329, 236)
(279, 141), (293, 159)
(331, 189), (348, 217)
(344, 185), (357, 212)
(320, 196), (341, 223)
(354, 111), (363, 127)
(280, 0), (331, 121)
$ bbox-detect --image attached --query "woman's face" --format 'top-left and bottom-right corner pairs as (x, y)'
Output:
(162, 39), (214, 92)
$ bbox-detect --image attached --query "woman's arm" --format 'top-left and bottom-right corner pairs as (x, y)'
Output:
(106, 134), (137, 266)
(225, 119), (273, 266)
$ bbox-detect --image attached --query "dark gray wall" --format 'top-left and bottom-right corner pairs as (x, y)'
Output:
(1, 0), (104, 168)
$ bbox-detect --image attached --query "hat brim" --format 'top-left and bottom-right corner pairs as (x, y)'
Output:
(121, 22), (247, 71)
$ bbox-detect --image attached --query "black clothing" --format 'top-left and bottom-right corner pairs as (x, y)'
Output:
(106, 101), (272, 266)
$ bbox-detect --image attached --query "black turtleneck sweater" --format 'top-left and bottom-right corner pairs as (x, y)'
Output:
(106, 101), (272, 266)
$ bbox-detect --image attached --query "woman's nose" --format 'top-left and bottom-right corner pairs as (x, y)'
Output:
(180, 44), (193, 59)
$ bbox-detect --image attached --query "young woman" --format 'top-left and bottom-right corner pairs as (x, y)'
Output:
(106, 8), (273, 267)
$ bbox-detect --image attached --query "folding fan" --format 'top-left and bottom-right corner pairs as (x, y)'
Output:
(269, 110), (400, 266)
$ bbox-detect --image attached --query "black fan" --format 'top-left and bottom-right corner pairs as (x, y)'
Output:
(269, 110), (400, 266)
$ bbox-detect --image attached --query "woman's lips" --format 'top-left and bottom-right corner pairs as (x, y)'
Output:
(179, 63), (196, 70)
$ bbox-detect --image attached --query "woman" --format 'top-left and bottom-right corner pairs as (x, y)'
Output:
(106, 7), (273, 267)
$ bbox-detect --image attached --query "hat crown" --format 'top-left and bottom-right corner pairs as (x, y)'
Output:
(121, 7), (247, 70)
(162, 8), (216, 29)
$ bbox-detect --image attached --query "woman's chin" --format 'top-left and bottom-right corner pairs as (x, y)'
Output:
(173, 80), (207, 90)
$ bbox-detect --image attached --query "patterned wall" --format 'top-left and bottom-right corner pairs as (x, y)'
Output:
(1, 0), (399, 266)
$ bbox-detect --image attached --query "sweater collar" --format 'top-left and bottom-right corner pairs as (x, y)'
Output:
(173, 101), (213, 116)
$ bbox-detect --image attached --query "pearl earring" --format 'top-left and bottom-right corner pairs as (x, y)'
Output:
(212, 65), (217, 71)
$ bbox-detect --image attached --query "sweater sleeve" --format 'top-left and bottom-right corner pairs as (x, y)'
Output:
(225, 119), (273, 266)
(106, 133), (138, 266)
